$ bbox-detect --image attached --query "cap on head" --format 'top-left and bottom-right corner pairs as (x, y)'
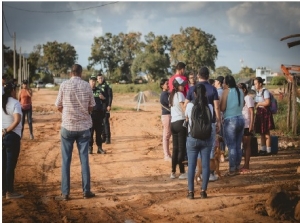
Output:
(215, 76), (224, 84)
(173, 76), (187, 87)
(176, 62), (186, 70)
(89, 75), (97, 80)
(4, 82), (16, 91)
(22, 80), (28, 84)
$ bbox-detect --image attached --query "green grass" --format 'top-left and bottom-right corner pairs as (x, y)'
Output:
(111, 106), (135, 111)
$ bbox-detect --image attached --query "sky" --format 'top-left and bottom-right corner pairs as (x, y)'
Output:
(2, 1), (300, 74)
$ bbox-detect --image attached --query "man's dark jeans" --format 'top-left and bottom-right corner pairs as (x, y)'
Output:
(2, 131), (21, 193)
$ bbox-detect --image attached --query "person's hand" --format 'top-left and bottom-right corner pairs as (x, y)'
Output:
(107, 106), (111, 112)
(99, 94), (105, 100)
(216, 122), (221, 134)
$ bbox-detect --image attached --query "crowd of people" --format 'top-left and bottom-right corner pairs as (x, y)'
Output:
(2, 62), (275, 201)
(159, 62), (275, 199)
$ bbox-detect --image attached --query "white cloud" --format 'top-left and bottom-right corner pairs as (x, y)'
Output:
(167, 2), (206, 14)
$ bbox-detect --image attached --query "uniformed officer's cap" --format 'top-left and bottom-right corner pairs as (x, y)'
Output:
(89, 75), (97, 80)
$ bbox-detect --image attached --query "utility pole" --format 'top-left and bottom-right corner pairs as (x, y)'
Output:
(18, 47), (21, 85)
(13, 32), (16, 79)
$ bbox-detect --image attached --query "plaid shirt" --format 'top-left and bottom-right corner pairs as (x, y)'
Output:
(55, 76), (96, 131)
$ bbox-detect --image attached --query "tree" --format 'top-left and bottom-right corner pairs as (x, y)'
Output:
(27, 44), (44, 82)
(214, 66), (232, 77)
(131, 32), (171, 81)
(3, 44), (19, 79)
(170, 27), (218, 72)
(42, 41), (77, 76)
(238, 66), (255, 77)
(271, 76), (287, 85)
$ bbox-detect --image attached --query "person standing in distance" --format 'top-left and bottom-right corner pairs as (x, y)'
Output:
(169, 62), (189, 97)
(55, 64), (96, 201)
(97, 73), (113, 144)
(89, 75), (106, 154)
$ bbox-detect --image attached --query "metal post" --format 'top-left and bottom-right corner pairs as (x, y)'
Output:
(13, 32), (16, 78)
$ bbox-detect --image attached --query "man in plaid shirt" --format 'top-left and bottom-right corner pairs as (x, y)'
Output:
(55, 64), (96, 201)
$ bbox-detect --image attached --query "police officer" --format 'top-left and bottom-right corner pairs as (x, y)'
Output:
(89, 75), (106, 154)
(97, 73), (113, 144)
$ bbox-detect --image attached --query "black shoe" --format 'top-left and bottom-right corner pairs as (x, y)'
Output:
(83, 191), (95, 199)
(105, 139), (111, 144)
(187, 191), (194, 199)
(200, 191), (207, 199)
(89, 146), (93, 154)
(55, 194), (69, 201)
(258, 150), (267, 156)
(97, 147), (106, 154)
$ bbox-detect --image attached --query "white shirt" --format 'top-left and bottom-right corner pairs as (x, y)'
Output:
(170, 92), (186, 123)
(255, 88), (270, 105)
(242, 95), (254, 128)
(2, 97), (23, 137)
(185, 102), (213, 133)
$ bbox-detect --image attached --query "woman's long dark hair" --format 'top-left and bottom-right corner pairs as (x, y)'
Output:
(169, 80), (181, 107)
(224, 75), (241, 106)
(2, 82), (16, 114)
(193, 83), (208, 113)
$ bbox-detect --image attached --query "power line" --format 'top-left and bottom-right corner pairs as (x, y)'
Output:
(2, 10), (13, 38)
(3, 2), (119, 13)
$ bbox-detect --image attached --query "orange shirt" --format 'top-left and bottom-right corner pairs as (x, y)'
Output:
(19, 89), (32, 106)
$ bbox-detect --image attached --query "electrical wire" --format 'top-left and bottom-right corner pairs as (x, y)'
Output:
(3, 2), (118, 13)
(2, 10), (13, 38)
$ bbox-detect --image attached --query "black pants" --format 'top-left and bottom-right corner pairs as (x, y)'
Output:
(102, 112), (111, 140)
(21, 108), (33, 135)
(171, 120), (187, 173)
(90, 110), (105, 148)
(2, 131), (21, 193)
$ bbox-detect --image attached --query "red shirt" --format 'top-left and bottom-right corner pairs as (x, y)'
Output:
(168, 74), (189, 97)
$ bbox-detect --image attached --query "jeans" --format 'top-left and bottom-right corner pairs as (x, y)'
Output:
(2, 132), (21, 193)
(197, 123), (216, 159)
(21, 108), (33, 135)
(171, 120), (186, 173)
(187, 133), (213, 192)
(102, 112), (111, 140)
(161, 115), (171, 158)
(90, 110), (105, 148)
(223, 115), (245, 172)
(60, 127), (91, 195)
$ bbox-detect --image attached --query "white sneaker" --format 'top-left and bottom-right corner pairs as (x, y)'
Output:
(164, 156), (171, 161)
(170, 172), (176, 179)
(178, 173), (187, 180)
(209, 174), (218, 182)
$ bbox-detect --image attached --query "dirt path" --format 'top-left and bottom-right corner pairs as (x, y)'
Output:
(2, 88), (300, 223)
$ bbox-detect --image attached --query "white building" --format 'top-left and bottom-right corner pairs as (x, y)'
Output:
(255, 67), (280, 84)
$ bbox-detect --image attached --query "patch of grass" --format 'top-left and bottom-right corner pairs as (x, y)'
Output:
(111, 106), (135, 111)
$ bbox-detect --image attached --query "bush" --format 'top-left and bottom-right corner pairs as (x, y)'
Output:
(111, 82), (161, 94)
(271, 76), (287, 85)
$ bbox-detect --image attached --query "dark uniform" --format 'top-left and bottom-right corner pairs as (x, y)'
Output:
(98, 80), (113, 144)
(89, 77), (106, 154)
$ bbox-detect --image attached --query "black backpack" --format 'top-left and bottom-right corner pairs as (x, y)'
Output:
(189, 103), (212, 140)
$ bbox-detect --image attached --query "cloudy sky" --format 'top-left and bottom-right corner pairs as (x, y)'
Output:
(2, 1), (300, 73)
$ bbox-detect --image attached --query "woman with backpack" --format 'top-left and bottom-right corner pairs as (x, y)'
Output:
(185, 84), (214, 199)
(253, 77), (275, 155)
(220, 75), (245, 176)
(169, 77), (187, 180)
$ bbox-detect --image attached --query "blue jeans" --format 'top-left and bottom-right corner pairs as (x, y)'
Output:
(197, 123), (216, 159)
(22, 107), (33, 135)
(186, 133), (213, 192)
(60, 127), (91, 195)
(223, 115), (245, 172)
(2, 132), (21, 193)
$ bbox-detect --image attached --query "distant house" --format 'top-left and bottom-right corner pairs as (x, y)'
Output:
(255, 67), (280, 84)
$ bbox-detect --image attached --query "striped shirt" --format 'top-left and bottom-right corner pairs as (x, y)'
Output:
(55, 76), (96, 131)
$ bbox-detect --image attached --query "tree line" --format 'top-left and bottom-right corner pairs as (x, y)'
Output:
(3, 26), (260, 84)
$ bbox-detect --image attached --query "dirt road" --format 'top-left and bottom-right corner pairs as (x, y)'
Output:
(2, 88), (300, 223)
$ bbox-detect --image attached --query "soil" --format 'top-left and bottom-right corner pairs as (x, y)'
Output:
(2, 88), (300, 223)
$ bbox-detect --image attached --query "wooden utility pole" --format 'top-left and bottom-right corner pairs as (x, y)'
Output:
(291, 76), (298, 135)
(18, 47), (21, 85)
(13, 32), (16, 79)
